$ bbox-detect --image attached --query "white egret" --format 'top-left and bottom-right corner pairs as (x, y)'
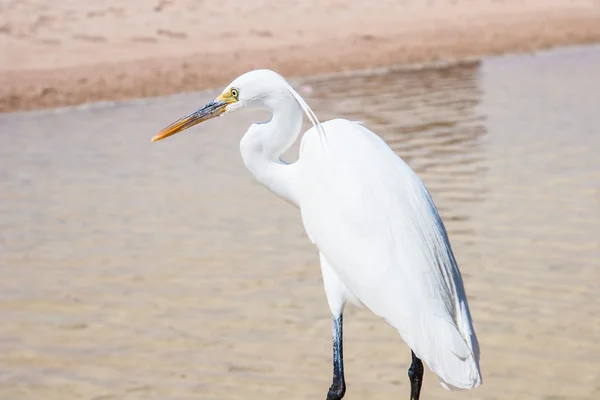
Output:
(151, 69), (482, 400)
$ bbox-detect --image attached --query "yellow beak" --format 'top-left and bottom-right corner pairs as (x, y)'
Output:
(151, 97), (230, 142)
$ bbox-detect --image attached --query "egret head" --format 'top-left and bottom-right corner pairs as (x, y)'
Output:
(151, 69), (299, 142)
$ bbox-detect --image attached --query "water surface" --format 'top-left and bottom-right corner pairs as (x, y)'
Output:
(1, 46), (599, 400)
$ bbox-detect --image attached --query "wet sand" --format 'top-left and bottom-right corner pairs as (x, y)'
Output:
(2, 0), (600, 112)
(1, 45), (599, 399)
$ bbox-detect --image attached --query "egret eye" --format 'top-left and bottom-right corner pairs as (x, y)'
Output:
(230, 88), (239, 99)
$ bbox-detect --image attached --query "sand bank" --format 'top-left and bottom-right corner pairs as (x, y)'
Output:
(1, 0), (600, 112)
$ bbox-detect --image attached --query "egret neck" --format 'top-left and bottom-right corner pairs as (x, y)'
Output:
(239, 95), (304, 207)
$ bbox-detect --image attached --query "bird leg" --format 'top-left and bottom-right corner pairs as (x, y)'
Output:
(327, 315), (346, 400)
(408, 350), (424, 400)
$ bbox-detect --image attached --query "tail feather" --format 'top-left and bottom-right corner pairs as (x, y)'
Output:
(411, 315), (482, 391)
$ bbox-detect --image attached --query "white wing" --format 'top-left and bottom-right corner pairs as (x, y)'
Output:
(297, 119), (481, 390)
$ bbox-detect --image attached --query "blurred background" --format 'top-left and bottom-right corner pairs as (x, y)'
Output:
(1, 1), (600, 399)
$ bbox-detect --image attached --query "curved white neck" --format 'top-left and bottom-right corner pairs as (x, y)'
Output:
(239, 99), (304, 206)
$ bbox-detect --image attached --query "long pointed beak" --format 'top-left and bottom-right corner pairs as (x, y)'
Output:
(151, 99), (228, 142)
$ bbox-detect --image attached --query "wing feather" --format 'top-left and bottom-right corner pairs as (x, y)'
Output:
(299, 119), (481, 389)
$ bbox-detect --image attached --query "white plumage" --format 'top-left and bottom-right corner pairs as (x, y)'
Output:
(152, 69), (482, 398)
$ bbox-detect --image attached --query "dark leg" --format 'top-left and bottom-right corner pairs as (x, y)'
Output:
(327, 315), (346, 400)
(408, 350), (424, 400)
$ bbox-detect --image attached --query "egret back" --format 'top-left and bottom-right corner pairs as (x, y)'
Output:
(297, 119), (481, 390)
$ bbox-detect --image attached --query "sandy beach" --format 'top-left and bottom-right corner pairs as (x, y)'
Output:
(1, 0), (600, 112)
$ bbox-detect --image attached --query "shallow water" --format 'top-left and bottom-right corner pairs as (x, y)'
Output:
(1, 45), (599, 400)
